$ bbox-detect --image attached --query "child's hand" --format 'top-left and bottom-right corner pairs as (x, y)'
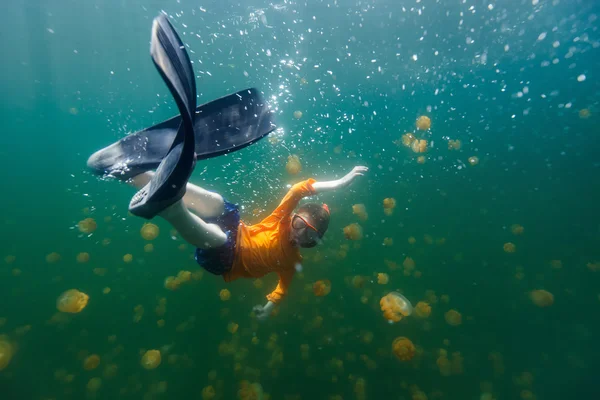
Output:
(252, 301), (275, 321)
(342, 166), (368, 186)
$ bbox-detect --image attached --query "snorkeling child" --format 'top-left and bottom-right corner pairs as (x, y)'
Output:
(88, 15), (368, 320)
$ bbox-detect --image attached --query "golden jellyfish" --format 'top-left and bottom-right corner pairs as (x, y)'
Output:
(578, 108), (590, 119)
(383, 197), (396, 216)
(380, 292), (413, 323)
(0, 336), (13, 371)
(503, 242), (516, 253)
(392, 337), (416, 361)
(511, 224), (524, 235)
(351, 275), (366, 288)
(219, 289), (231, 301)
(57, 289), (89, 313)
(403, 257), (416, 270)
(448, 139), (462, 150)
(286, 155), (302, 175)
(76, 252), (90, 263)
(549, 260), (562, 270)
(164, 276), (180, 291)
(313, 280), (332, 297)
(416, 155), (426, 164)
(293, 110), (303, 119)
(141, 349), (161, 369)
(411, 139), (428, 153)
(444, 309), (462, 326)
(123, 253), (133, 263)
(177, 270), (192, 283)
(78, 217), (97, 234)
(414, 301), (431, 318)
(86, 377), (102, 392)
(228, 322), (239, 334)
(529, 289), (554, 307)
(140, 223), (160, 241)
(102, 287), (111, 294)
(468, 156), (479, 166)
(144, 243), (154, 253)
(408, 236), (416, 245)
(45, 252), (61, 264)
(343, 223), (363, 240)
(202, 385), (216, 400)
(401, 132), (416, 147)
(383, 237), (393, 246)
(586, 261), (600, 272)
(377, 273), (389, 285)
(352, 204), (368, 221)
(416, 116), (431, 130)
(83, 354), (101, 371)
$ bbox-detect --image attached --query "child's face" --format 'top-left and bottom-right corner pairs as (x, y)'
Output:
(289, 214), (321, 248)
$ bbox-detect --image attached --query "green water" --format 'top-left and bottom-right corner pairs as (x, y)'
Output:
(1, 0), (599, 399)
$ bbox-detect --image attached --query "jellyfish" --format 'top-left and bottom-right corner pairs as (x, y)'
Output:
(380, 292), (413, 323)
(177, 270), (192, 283)
(414, 301), (431, 318)
(416, 116), (431, 130)
(444, 309), (462, 326)
(549, 260), (562, 270)
(468, 156), (479, 166)
(392, 337), (416, 361)
(45, 252), (61, 264)
(86, 377), (102, 392)
(411, 139), (428, 153)
(383, 237), (393, 246)
(219, 289), (231, 301)
(503, 242), (516, 253)
(286, 155), (302, 175)
(448, 139), (462, 150)
(343, 223), (363, 240)
(352, 204), (368, 221)
(313, 280), (332, 297)
(83, 354), (101, 371)
(403, 257), (416, 271)
(377, 273), (389, 285)
(141, 349), (161, 369)
(511, 224), (524, 235)
(351, 275), (366, 288)
(144, 244), (154, 253)
(123, 253), (133, 263)
(408, 236), (416, 245)
(383, 198), (396, 216)
(293, 110), (303, 119)
(76, 252), (90, 263)
(578, 108), (590, 119)
(228, 322), (239, 334)
(56, 289), (89, 313)
(78, 218), (97, 234)
(416, 155), (426, 164)
(529, 289), (554, 307)
(586, 261), (599, 272)
(0, 336), (13, 371)
(401, 132), (416, 147)
(141, 223), (160, 241)
(436, 355), (452, 376)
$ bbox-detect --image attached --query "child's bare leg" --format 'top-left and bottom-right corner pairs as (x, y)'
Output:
(130, 172), (224, 219)
(158, 199), (227, 249)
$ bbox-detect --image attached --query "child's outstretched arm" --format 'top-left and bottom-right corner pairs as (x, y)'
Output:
(312, 166), (368, 193)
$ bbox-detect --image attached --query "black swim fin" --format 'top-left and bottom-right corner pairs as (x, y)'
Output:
(87, 87), (276, 180)
(128, 15), (197, 219)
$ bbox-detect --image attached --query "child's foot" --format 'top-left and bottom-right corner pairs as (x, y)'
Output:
(128, 15), (196, 219)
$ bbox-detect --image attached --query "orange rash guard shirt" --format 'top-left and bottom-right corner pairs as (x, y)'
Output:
(223, 178), (316, 303)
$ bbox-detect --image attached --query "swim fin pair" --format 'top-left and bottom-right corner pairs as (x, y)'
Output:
(87, 15), (276, 219)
